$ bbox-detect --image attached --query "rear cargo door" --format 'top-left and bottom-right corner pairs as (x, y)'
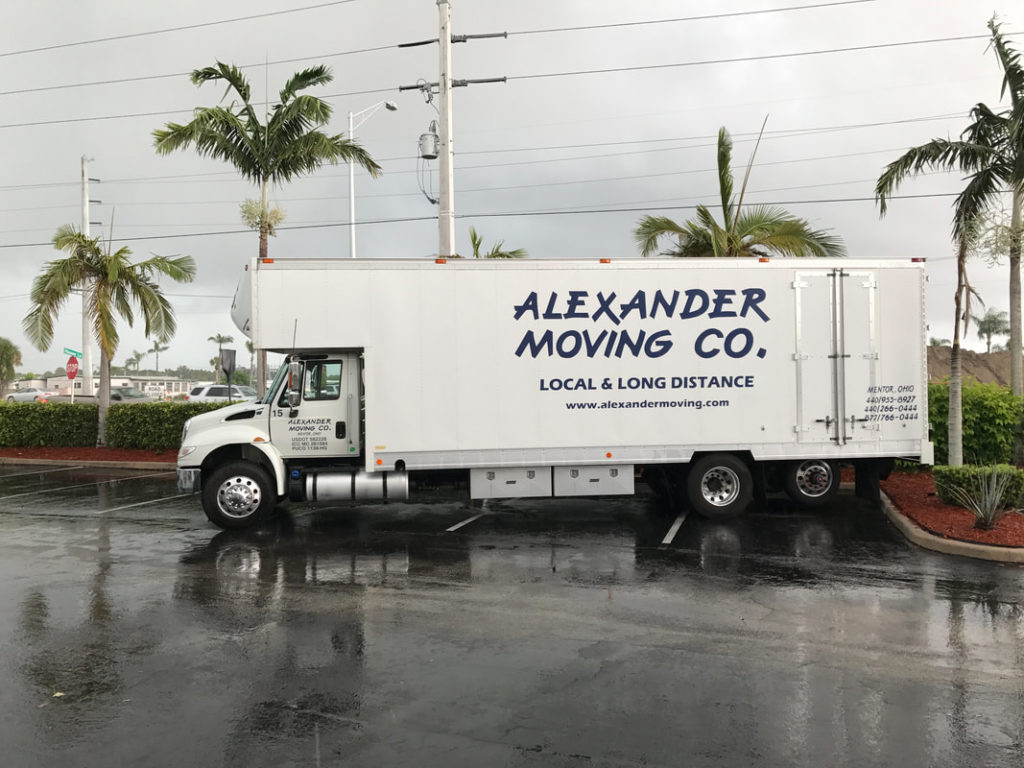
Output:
(794, 269), (878, 446)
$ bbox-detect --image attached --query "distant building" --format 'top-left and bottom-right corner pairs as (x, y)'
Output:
(45, 374), (193, 399)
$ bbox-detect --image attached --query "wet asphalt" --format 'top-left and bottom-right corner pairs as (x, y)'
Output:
(0, 465), (1023, 767)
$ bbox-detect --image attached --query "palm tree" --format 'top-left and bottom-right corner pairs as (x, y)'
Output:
(149, 340), (169, 373)
(468, 227), (527, 259)
(972, 307), (1011, 353)
(129, 349), (145, 373)
(634, 126), (845, 258)
(154, 62), (383, 396)
(876, 18), (1023, 395)
(23, 225), (195, 445)
(0, 337), (22, 397)
(209, 333), (233, 384)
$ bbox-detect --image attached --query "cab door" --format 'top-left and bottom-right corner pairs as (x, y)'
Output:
(268, 356), (361, 459)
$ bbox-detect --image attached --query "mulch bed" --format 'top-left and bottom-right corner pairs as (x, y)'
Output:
(0, 446), (175, 464)
(881, 470), (1024, 548)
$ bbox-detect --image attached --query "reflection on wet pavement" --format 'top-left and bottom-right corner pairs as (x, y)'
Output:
(0, 466), (1022, 766)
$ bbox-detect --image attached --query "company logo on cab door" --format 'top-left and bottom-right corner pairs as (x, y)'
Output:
(512, 288), (771, 360)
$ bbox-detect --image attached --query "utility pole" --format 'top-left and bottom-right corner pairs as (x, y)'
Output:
(437, 0), (456, 258)
(80, 155), (95, 399)
(399, 4), (505, 259)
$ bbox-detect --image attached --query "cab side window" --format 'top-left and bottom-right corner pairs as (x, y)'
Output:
(303, 362), (342, 401)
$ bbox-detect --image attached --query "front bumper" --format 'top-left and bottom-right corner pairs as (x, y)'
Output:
(177, 467), (201, 494)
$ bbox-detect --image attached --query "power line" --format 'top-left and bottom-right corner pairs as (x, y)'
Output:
(0, 0), (872, 98)
(0, 191), (969, 250)
(0, 1), (360, 59)
(510, 34), (998, 83)
(0, 33), (1001, 131)
(510, 0), (877, 36)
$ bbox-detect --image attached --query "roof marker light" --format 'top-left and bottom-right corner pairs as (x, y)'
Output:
(435, 258), (447, 264)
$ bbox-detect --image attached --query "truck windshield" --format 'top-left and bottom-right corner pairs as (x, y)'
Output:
(261, 363), (289, 405)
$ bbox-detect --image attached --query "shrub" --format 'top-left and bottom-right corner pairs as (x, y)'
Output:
(933, 466), (1024, 520)
(106, 401), (231, 450)
(0, 402), (98, 446)
(933, 464), (1024, 530)
(927, 381), (1024, 465)
(0, 401), (232, 450)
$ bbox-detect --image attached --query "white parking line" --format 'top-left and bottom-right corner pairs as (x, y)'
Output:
(98, 493), (190, 513)
(446, 512), (487, 532)
(0, 465), (85, 479)
(0, 470), (175, 501)
(661, 512), (688, 546)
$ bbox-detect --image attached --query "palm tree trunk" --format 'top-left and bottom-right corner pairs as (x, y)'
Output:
(1010, 188), (1022, 397)
(256, 178), (270, 398)
(1010, 189), (1024, 466)
(96, 347), (111, 447)
(949, 241), (967, 467)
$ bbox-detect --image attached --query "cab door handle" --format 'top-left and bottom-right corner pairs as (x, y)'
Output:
(336, 422), (346, 439)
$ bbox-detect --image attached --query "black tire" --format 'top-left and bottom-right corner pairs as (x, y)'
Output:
(202, 461), (275, 529)
(686, 454), (753, 519)
(782, 459), (840, 508)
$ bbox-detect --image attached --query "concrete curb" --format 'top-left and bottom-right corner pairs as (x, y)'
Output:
(879, 491), (1024, 564)
(0, 457), (176, 471)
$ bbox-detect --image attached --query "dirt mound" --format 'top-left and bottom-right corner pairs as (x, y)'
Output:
(927, 346), (1011, 386)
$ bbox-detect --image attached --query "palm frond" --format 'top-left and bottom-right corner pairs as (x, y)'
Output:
(988, 18), (1024, 108)
(278, 65), (333, 105)
(633, 215), (686, 257)
(715, 127), (734, 232)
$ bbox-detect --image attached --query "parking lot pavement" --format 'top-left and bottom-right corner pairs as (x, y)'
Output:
(1, 467), (1023, 767)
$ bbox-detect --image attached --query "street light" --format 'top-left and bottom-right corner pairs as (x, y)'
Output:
(348, 100), (398, 258)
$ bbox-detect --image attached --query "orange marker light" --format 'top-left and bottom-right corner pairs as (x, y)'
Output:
(606, 452), (613, 458)
(261, 258), (274, 264)
(435, 258), (447, 264)
(758, 257), (770, 263)
(600, 258), (611, 264)
(376, 459), (383, 466)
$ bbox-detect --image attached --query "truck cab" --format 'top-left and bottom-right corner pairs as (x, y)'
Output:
(178, 352), (408, 529)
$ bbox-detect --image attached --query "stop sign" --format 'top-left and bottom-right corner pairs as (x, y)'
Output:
(66, 356), (79, 380)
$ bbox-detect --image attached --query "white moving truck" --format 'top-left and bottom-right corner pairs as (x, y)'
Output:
(177, 257), (933, 529)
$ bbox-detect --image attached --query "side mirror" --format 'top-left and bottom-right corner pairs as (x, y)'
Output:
(287, 361), (302, 407)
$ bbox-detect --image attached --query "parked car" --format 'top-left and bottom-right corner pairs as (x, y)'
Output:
(186, 384), (257, 403)
(6, 387), (58, 403)
(110, 386), (160, 403)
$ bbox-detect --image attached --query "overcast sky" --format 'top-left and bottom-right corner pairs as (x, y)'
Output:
(1, 0), (1020, 375)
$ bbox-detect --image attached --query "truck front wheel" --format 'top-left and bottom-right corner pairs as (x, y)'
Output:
(203, 461), (275, 529)
(783, 459), (839, 507)
(686, 454), (753, 519)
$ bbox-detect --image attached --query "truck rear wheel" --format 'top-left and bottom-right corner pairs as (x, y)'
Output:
(203, 461), (275, 529)
(783, 459), (839, 507)
(686, 454), (753, 519)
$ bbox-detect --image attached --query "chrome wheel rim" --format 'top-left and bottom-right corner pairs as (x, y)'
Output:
(794, 461), (834, 498)
(215, 475), (262, 519)
(700, 466), (741, 507)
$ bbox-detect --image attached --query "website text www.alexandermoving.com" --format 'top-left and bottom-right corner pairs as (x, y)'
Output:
(565, 398), (729, 411)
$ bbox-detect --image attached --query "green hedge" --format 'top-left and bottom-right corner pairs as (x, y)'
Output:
(0, 401), (231, 450)
(933, 464), (1024, 509)
(105, 401), (231, 450)
(0, 402), (98, 446)
(927, 381), (1024, 466)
